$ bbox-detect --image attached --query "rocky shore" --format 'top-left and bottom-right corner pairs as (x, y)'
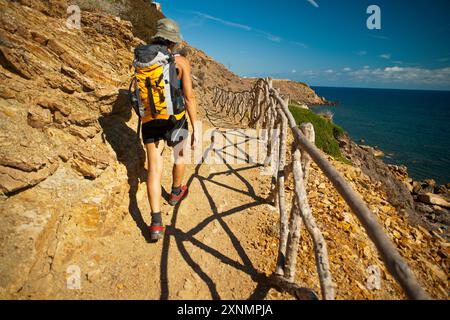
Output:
(388, 165), (450, 232)
(337, 133), (449, 238)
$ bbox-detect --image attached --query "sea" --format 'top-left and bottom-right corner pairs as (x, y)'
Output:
(311, 86), (450, 185)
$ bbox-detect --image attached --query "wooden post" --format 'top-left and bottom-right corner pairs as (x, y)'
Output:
(284, 123), (316, 282)
(300, 123), (315, 183)
(269, 274), (319, 300)
(291, 142), (335, 300)
(270, 89), (430, 300)
(284, 193), (302, 282)
(267, 116), (281, 205)
(211, 79), (430, 300)
(275, 109), (289, 276)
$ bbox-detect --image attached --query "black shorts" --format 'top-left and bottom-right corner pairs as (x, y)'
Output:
(142, 116), (189, 147)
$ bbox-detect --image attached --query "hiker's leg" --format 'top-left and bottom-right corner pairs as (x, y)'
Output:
(146, 141), (165, 213)
(172, 145), (185, 189)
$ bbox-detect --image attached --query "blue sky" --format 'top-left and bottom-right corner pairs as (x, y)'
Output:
(160, 0), (450, 90)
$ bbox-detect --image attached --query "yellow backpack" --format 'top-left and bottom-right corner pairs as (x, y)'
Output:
(129, 44), (186, 126)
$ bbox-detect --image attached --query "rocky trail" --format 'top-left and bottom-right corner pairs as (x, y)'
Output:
(13, 114), (286, 300)
(0, 0), (448, 300)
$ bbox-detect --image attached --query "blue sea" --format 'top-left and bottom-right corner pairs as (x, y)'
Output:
(311, 86), (450, 184)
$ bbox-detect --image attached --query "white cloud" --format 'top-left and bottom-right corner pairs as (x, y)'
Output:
(357, 50), (367, 56)
(193, 12), (252, 31)
(384, 66), (403, 72)
(191, 11), (282, 43)
(299, 66), (450, 89)
(348, 66), (450, 87)
(307, 0), (319, 8)
(302, 70), (319, 77)
(292, 69), (297, 73)
(380, 53), (392, 59)
(292, 41), (308, 48)
(255, 29), (282, 42)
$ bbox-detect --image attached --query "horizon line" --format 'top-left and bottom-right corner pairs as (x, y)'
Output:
(310, 84), (450, 92)
(242, 76), (450, 92)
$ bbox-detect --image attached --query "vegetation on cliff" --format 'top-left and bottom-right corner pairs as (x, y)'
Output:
(289, 105), (348, 163)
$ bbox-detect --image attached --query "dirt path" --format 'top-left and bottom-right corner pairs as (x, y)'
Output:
(35, 111), (288, 300)
(10, 107), (447, 300)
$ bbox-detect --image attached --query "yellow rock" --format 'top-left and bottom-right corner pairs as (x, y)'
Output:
(363, 246), (372, 259)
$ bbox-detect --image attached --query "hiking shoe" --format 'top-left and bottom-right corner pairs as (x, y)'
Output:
(169, 185), (189, 206)
(149, 224), (165, 241)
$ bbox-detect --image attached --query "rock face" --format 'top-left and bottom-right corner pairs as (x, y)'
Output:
(418, 194), (450, 209)
(271, 80), (327, 105)
(0, 0), (321, 297)
(338, 133), (449, 236)
(359, 145), (385, 158)
(1, 0), (447, 300)
(387, 165), (450, 231)
(0, 0), (147, 296)
(338, 134), (416, 217)
(76, 0), (164, 43)
(240, 79), (327, 106)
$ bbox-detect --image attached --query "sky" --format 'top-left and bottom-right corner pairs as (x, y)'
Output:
(159, 0), (450, 90)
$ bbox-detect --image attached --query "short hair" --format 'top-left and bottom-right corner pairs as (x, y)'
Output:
(152, 37), (175, 48)
(178, 47), (190, 57)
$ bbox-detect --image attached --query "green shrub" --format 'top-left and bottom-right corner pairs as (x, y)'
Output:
(288, 105), (349, 163)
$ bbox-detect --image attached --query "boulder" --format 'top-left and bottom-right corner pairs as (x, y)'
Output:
(359, 145), (384, 158)
(419, 180), (436, 194)
(372, 149), (385, 158)
(412, 181), (422, 194)
(418, 193), (450, 209)
(434, 185), (449, 195)
(424, 179), (437, 188)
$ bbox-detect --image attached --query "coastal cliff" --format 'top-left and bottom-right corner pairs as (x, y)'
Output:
(337, 133), (449, 237)
(0, 0), (448, 299)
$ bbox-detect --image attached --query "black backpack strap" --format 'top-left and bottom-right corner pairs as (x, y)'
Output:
(168, 59), (185, 115)
(145, 77), (158, 116)
(137, 117), (142, 139)
(128, 77), (142, 138)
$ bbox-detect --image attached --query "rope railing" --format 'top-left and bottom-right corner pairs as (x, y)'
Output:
(212, 78), (430, 300)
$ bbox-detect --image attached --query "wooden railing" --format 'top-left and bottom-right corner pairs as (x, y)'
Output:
(212, 78), (430, 300)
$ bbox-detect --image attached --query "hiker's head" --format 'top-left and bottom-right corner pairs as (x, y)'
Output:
(152, 18), (182, 49)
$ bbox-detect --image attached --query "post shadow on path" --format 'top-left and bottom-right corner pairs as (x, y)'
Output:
(99, 95), (313, 299)
(159, 129), (275, 300)
(99, 89), (152, 243)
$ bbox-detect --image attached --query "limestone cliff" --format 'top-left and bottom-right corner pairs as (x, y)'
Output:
(0, 0), (447, 300)
(0, 0), (254, 297)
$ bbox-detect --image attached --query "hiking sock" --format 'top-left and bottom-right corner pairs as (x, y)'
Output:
(172, 186), (182, 196)
(151, 212), (162, 225)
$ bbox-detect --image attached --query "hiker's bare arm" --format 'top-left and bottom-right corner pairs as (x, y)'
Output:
(177, 56), (197, 127)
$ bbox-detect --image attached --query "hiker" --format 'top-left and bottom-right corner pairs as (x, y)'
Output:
(130, 18), (198, 241)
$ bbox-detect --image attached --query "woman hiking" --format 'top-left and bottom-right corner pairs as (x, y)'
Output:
(132, 18), (198, 241)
